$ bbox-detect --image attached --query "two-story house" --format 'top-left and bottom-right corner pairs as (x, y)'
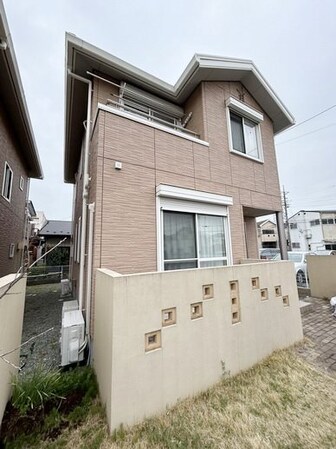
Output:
(288, 210), (336, 251)
(257, 219), (278, 249)
(0, 0), (43, 277)
(64, 34), (294, 327)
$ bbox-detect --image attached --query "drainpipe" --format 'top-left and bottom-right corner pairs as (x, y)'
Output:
(85, 202), (95, 336)
(67, 70), (92, 312)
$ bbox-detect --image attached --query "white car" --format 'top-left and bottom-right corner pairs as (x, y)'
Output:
(273, 251), (316, 286)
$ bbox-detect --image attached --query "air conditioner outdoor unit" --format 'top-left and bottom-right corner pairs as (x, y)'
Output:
(62, 299), (79, 318)
(61, 309), (85, 366)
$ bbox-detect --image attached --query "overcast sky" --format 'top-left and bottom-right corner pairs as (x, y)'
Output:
(4, 0), (336, 220)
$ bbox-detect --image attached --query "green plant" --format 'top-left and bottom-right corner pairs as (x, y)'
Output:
(54, 366), (98, 398)
(11, 368), (63, 415)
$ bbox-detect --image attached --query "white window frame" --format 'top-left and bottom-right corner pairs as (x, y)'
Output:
(2, 162), (13, 202)
(19, 176), (24, 191)
(156, 185), (233, 271)
(226, 97), (264, 163)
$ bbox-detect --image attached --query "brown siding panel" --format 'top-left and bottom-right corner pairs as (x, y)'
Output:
(0, 102), (29, 276)
(74, 78), (284, 288)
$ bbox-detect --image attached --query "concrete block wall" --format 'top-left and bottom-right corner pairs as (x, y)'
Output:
(93, 262), (303, 432)
(0, 275), (26, 424)
(307, 255), (336, 298)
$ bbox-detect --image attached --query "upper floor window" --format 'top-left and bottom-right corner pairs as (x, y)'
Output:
(310, 219), (320, 226)
(322, 218), (335, 225)
(262, 229), (274, 235)
(289, 223), (297, 229)
(226, 97), (263, 162)
(2, 162), (13, 202)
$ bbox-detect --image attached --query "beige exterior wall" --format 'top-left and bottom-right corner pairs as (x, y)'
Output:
(84, 80), (282, 273)
(244, 216), (259, 258)
(307, 255), (336, 298)
(0, 275), (26, 424)
(93, 261), (303, 432)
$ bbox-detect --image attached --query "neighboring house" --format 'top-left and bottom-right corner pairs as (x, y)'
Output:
(257, 219), (278, 249)
(0, 0), (42, 426)
(0, 0), (43, 277)
(31, 210), (48, 234)
(38, 220), (72, 266)
(64, 34), (294, 327)
(288, 210), (336, 251)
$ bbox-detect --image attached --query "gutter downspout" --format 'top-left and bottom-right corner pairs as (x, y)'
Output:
(86, 202), (95, 336)
(67, 70), (92, 312)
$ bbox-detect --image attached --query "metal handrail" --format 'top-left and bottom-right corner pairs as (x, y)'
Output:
(106, 99), (200, 138)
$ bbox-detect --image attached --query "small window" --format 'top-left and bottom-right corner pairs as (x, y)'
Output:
(289, 223), (297, 229)
(2, 162), (13, 201)
(292, 242), (300, 249)
(19, 176), (24, 191)
(9, 243), (15, 258)
(310, 219), (320, 226)
(226, 97), (263, 161)
(230, 112), (261, 159)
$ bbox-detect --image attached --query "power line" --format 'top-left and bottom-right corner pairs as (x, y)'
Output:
(276, 123), (336, 146)
(285, 104), (336, 132)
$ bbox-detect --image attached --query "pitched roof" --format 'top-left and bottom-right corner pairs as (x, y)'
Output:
(0, 0), (43, 178)
(64, 33), (295, 183)
(257, 219), (276, 227)
(39, 220), (72, 236)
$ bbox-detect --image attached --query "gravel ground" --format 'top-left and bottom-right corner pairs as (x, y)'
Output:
(20, 283), (66, 375)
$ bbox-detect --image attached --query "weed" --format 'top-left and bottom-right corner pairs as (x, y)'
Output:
(11, 368), (63, 414)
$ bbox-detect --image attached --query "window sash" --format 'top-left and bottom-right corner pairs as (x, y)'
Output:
(163, 211), (228, 270)
(229, 111), (261, 160)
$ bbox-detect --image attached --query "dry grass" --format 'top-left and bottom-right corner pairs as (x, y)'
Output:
(33, 348), (336, 449)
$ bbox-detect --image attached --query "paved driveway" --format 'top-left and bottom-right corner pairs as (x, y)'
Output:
(297, 296), (336, 375)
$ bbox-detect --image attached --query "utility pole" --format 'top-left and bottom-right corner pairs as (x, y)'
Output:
(282, 186), (291, 250)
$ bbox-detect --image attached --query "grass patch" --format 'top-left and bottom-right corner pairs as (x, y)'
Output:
(4, 348), (336, 448)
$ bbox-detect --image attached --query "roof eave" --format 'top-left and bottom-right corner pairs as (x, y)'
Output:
(0, 1), (43, 179)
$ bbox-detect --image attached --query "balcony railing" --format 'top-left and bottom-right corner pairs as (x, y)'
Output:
(106, 99), (200, 139)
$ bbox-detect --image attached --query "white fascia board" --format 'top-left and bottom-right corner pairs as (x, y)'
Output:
(226, 97), (263, 122)
(250, 66), (295, 126)
(156, 184), (233, 206)
(97, 103), (209, 147)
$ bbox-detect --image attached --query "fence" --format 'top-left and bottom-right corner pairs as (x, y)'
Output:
(93, 261), (303, 432)
(27, 265), (70, 285)
(307, 255), (336, 298)
(0, 274), (26, 424)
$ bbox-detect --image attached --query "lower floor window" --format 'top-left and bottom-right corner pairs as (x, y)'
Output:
(163, 211), (228, 270)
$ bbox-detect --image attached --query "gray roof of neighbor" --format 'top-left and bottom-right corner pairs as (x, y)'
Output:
(0, 0), (43, 178)
(39, 220), (72, 236)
